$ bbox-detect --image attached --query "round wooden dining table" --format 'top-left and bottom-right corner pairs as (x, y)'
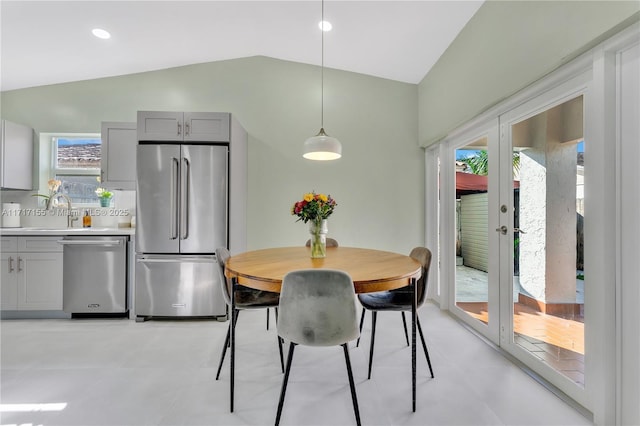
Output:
(225, 246), (422, 293)
(225, 246), (424, 412)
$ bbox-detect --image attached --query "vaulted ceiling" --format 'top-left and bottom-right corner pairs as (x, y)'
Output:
(1, 1), (483, 91)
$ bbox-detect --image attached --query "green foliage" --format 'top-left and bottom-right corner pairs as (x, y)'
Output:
(458, 150), (520, 177)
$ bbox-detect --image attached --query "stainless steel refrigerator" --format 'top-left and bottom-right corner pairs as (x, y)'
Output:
(135, 143), (228, 320)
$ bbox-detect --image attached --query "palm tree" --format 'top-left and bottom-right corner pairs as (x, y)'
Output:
(458, 150), (520, 177)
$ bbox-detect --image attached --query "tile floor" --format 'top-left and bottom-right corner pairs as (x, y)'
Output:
(0, 303), (592, 426)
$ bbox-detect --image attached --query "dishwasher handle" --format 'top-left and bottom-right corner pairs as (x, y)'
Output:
(136, 256), (215, 264)
(57, 239), (122, 246)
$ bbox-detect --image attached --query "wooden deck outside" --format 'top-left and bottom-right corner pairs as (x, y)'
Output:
(456, 302), (584, 386)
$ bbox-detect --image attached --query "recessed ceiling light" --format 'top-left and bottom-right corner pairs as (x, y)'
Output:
(92, 28), (111, 39)
(318, 20), (332, 32)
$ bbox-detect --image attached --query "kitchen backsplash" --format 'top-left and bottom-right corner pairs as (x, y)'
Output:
(1, 189), (136, 228)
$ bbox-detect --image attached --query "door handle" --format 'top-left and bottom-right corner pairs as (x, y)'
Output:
(181, 157), (190, 240)
(8, 256), (14, 273)
(171, 157), (180, 240)
(185, 122), (190, 137)
(496, 226), (508, 235)
(17, 256), (23, 272)
(514, 228), (527, 234)
(177, 122), (182, 136)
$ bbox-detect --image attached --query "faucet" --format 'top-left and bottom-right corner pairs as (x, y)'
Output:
(46, 193), (79, 228)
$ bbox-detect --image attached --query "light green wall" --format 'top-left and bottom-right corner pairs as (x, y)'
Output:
(418, 0), (640, 147)
(1, 56), (422, 253)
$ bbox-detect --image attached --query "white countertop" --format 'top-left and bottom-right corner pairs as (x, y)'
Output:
(0, 227), (136, 236)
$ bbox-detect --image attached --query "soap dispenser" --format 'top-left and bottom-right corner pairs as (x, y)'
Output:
(82, 210), (92, 228)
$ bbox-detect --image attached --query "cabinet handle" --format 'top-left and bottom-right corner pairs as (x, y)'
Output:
(8, 256), (14, 273)
(17, 256), (23, 272)
(185, 122), (190, 136)
(177, 122), (182, 136)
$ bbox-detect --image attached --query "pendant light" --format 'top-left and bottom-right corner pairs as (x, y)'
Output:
(303, 0), (342, 161)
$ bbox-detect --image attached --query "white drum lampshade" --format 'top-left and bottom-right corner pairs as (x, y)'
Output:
(303, 128), (342, 160)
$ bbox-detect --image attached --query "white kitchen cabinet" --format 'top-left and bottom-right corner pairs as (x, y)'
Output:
(101, 121), (137, 190)
(18, 251), (63, 310)
(1, 237), (18, 309)
(0, 252), (17, 308)
(0, 237), (63, 310)
(137, 111), (230, 142)
(1, 119), (33, 190)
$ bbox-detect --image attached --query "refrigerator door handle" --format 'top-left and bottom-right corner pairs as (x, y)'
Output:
(181, 157), (190, 240)
(171, 157), (180, 240)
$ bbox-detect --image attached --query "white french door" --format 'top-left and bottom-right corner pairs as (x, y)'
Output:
(444, 120), (500, 345)
(497, 74), (589, 408)
(430, 26), (640, 424)
(441, 71), (591, 410)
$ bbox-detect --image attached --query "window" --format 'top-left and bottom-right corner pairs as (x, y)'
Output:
(52, 136), (102, 204)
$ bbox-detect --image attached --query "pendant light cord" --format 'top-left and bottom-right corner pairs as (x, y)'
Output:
(321, 0), (325, 129)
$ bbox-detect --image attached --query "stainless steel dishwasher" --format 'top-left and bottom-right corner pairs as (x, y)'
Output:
(58, 236), (128, 315)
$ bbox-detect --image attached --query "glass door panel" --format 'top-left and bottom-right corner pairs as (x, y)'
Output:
(500, 94), (586, 405)
(455, 144), (490, 325)
(448, 123), (500, 344)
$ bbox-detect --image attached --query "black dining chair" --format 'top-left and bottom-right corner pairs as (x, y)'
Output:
(356, 246), (434, 381)
(214, 247), (284, 412)
(275, 269), (361, 426)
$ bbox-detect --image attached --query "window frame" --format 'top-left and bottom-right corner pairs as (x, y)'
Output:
(49, 133), (102, 207)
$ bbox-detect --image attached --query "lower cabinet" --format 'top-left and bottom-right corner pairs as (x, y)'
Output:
(0, 249), (18, 309)
(1, 237), (63, 310)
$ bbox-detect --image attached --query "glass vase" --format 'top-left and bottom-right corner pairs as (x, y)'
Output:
(309, 219), (328, 258)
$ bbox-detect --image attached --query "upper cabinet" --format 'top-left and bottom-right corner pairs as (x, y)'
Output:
(1, 120), (33, 190)
(137, 111), (230, 142)
(101, 121), (137, 190)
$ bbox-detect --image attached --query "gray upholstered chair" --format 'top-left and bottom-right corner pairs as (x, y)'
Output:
(275, 269), (361, 426)
(215, 247), (284, 412)
(304, 237), (339, 248)
(266, 238), (339, 331)
(356, 247), (434, 380)
(279, 238), (336, 337)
